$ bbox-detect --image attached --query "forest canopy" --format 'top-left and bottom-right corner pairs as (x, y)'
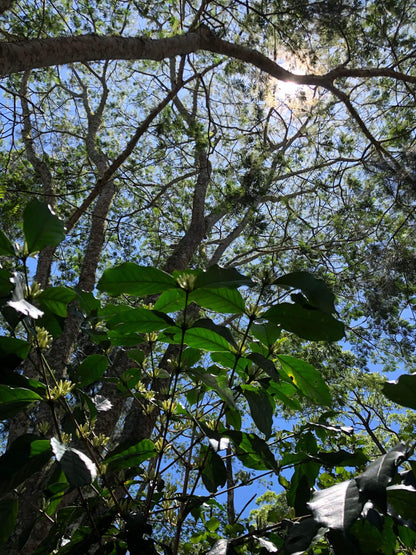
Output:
(0, 0), (416, 553)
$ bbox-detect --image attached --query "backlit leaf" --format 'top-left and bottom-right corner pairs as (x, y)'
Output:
(383, 373), (416, 410)
(194, 265), (254, 289)
(37, 287), (76, 317)
(274, 271), (336, 314)
(23, 199), (65, 254)
(277, 355), (332, 406)
(98, 263), (176, 296)
(0, 386), (43, 419)
(190, 287), (245, 313)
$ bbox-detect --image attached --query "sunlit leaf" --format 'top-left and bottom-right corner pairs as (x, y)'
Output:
(308, 479), (362, 530)
(104, 439), (156, 471)
(0, 230), (15, 257)
(23, 199), (65, 254)
(277, 355), (332, 406)
(75, 354), (108, 387)
(50, 438), (97, 487)
(190, 287), (245, 313)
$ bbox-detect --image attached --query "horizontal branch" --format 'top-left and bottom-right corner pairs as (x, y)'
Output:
(2, 27), (416, 89)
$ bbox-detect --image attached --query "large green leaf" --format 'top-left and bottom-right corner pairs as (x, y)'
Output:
(75, 354), (109, 387)
(38, 287), (76, 317)
(277, 355), (332, 406)
(97, 263), (176, 296)
(383, 373), (416, 409)
(194, 265), (254, 289)
(184, 327), (231, 352)
(0, 385), (43, 419)
(0, 269), (13, 297)
(265, 303), (344, 341)
(23, 199), (65, 254)
(241, 383), (275, 438)
(104, 439), (156, 471)
(189, 287), (245, 314)
(199, 445), (227, 493)
(0, 498), (18, 546)
(103, 305), (173, 335)
(274, 271), (336, 314)
(268, 380), (302, 410)
(191, 318), (238, 349)
(0, 230), (15, 257)
(153, 288), (187, 312)
(0, 336), (31, 370)
(288, 460), (321, 516)
(247, 352), (280, 381)
(251, 322), (281, 347)
(283, 517), (327, 555)
(50, 438), (97, 487)
(0, 434), (52, 496)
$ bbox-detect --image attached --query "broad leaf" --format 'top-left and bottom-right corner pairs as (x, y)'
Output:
(97, 262), (176, 296)
(50, 438), (97, 487)
(37, 287), (76, 317)
(23, 199), (65, 254)
(190, 287), (245, 313)
(0, 336), (31, 369)
(0, 434), (52, 496)
(287, 461), (320, 516)
(274, 271), (336, 314)
(191, 368), (235, 408)
(283, 517), (327, 555)
(277, 355), (332, 406)
(241, 383), (275, 438)
(104, 439), (156, 471)
(383, 373), (416, 410)
(153, 288), (186, 312)
(0, 230), (15, 256)
(355, 443), (407, 509)
(199, 445), (227, 493)
(194, 265), (254, 289)
(0, 269), (13, 297)
(184, 326), (232, 352)
(0, 385), (43, 419)
(103, 305), (173, 335)
(265, 303), (344, 341)
(308, 479), (362, 530)
(75, 354), (109, 387)
(387, 485), (416, 523)
(247, 352), (280, 381)
(251, 322), (281, 347)
(226, 430), (279, 472)
(0, 498), (18, 546)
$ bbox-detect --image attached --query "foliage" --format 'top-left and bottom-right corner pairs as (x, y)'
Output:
(0, 202), (415, 554)
(1, 0), (416, 552)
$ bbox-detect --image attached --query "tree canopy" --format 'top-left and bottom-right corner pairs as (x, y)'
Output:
(0, 0), (416, 553)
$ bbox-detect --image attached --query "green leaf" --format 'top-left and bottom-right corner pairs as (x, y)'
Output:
(191, 368), (235, 408)
(97, 263), (176, 296)
(0, 385), (43, 418)
(23, 199), (65, 254)
(383, 373), (416, 409)
(0, 269), (13, 297)
(251, 322), (281, 347)
(190, 287), (245, 313)
(0, 434), (52, 496)
(199, 445), (227, 493)
(268, 380), (302, 410)
(50, 438), (97, 487)
(241, 383), (275, 438)
(191, 318), (238, 349)
(103, 305), (173, 336)
(75, 354), (109, 387)
(274, 271), (336, 314)
(226, 430), (279, 472)
(154, 288), (187, 312)
(247, 352), (280, 381)
(194, 264), (254, 289)
(183, 327), (232, 352)
(265, 303), (344, 341)
(0, 230), (15, 257)
(104, 439), (156, 471)
(37, 287), (76, 317)
(0, 498), (18, 546)
(288, 461), (321, 516)
(277, 355), (332, 406)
